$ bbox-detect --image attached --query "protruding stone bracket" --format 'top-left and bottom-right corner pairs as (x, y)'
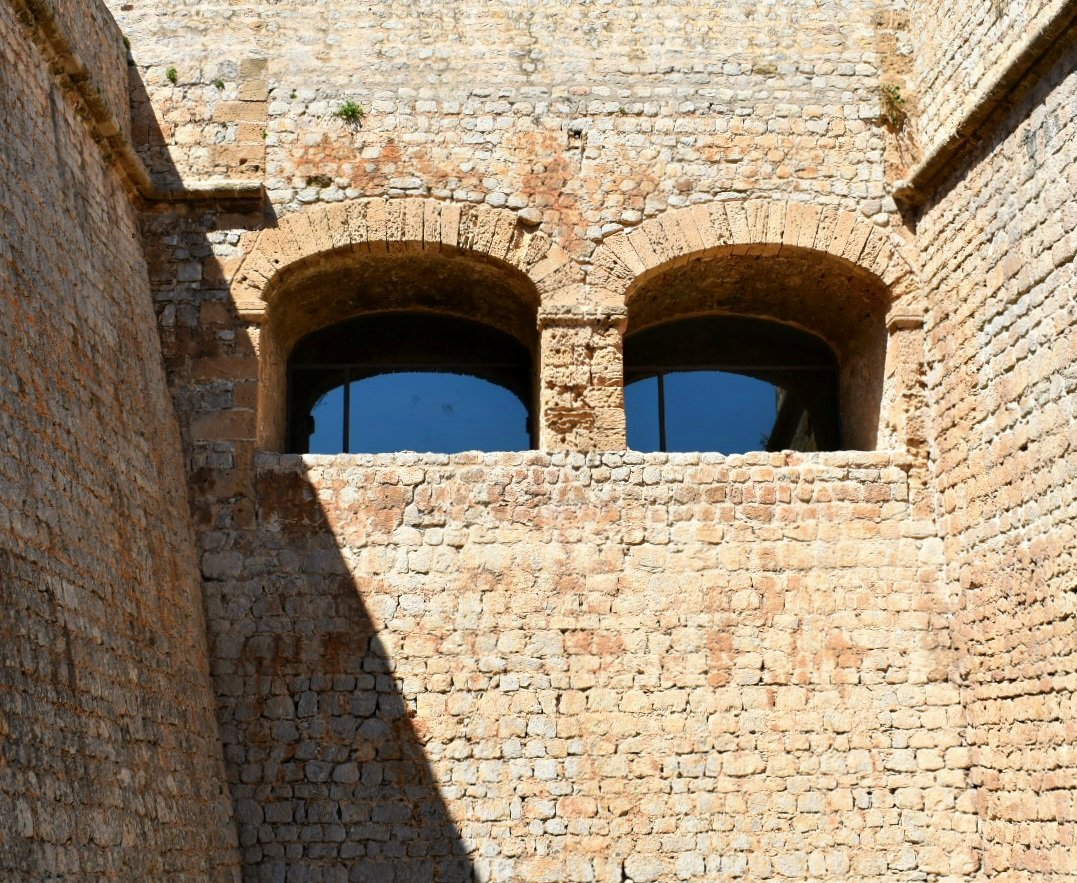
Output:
(145, 180), (265, 205)
(887, 312), (925, 333)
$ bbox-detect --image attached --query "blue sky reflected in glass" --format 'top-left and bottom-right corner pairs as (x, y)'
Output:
(308, 371), (530, 453)
(308, 384), (345, 454)
(626, 370), (780, 453)
(625, 376), (660, 452)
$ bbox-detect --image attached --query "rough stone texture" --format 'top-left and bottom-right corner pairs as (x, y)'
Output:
(539, 319), (627, 453)
(908, 0), (1057, 154)
(107, 0), (898, 253)
(0, 1), (239, 879)
(21, 0), (133, 142)
(2, 0), (1077, 879)
(916, 38), (1077, 882)
(206, 451), (969, 882)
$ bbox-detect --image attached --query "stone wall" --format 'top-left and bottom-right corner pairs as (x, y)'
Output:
(16, 0), (133, 142)
(115, 3), (963, 880)
(140, 182), (933, 878)
(0, 0), (239, 878)
(1, 0), (1067, 880)
(107, 0), (899, 250)
(916, 35), (1077, 883)
(908, 0), (1058, 153)
(205, 451), (972, 882)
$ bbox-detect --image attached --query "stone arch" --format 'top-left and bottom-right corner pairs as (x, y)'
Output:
(589, 200), (924, 452)
(230, 197), (583, 318)
(588, 199), (917, 310)
(230, 198), (584, 450)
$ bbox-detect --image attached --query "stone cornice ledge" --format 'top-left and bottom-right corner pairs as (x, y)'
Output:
(144, 179), (264, 204)
(537, 306), (628, 330)
(255, 449), (915, 472)
(7, 0), (263, 207)
(892, 0), (1077, 206)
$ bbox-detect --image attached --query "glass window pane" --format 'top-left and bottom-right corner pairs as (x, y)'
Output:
(348, 372), (529, 454)
(623, 316), (841, 452)
(664, 371), (779, 454)
(625, 376), (661, 452)
(307, 384), (346, 454)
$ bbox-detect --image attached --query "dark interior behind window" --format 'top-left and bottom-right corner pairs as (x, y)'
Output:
(288, 313), (533, 454)
(624, 316), (840, 453)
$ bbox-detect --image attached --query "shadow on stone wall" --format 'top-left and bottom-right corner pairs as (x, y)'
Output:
(901, 31), (1077, 224)
(209, 466), (477, 883)
(128, 72), (476, 881)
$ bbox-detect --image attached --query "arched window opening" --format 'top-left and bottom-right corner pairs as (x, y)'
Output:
(624, 316), (840, 453)
(624, 248), (889, 451)
(287, 313), (533, 454)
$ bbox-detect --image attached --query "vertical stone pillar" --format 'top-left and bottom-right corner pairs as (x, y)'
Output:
(537, 308), (627, 451)
(885, 311), (932, 519)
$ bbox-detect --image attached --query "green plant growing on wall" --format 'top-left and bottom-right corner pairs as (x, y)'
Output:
(166, 66), (178, 85)
(213, 78), (225, 90)
(334, 100), (365, 126)
(880, 83), (907, 131)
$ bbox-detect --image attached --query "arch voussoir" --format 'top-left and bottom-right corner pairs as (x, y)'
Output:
(588, 199), (918, 311)
(230, 198), (584, 316)
(782, 202), (821, 250)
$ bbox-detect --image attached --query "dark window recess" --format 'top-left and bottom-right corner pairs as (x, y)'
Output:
(287, 313), (533, 454)
(624, 316), (841, 453)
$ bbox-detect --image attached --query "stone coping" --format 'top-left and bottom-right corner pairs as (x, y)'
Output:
(255, 449), (913, 472)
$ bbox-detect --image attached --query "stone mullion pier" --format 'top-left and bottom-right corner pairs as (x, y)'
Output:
(537, 307), (628, 451)
(884, 310), (933, 523)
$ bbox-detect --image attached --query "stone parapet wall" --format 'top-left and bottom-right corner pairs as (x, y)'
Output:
(0, 0), (239, 878)
(917, 35), (1077, 882)
(198, 450), (975, 882)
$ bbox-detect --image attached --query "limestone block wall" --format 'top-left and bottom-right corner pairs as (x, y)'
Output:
(138, 156), (929, 883)
(0, 0), (239, 878)
(907, 0), (1059, 152)
(915, 37), (1077, 882)
(14, 0), (133, 142)
(203, 451), (971, 882)
(107, 0), (900, 254)
(71, 0), (1077, 880)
